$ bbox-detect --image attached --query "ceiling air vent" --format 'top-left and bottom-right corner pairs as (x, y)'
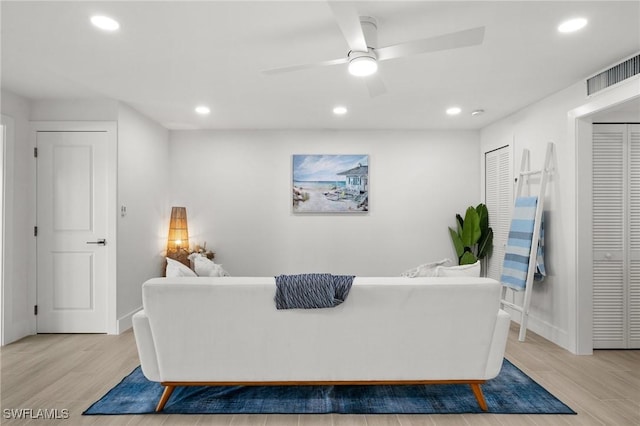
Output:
(587, 53), (640, 96)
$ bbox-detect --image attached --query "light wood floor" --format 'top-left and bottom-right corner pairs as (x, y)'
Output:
(1, 323), (639, 426)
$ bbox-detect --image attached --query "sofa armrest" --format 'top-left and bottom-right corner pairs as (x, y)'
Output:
(132, 310), (161, 382)
(484, 309), (511, 378)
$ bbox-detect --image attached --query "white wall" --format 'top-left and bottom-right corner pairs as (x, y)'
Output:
(169, 130), (480, 276)
(116, 103), (169, 329)
(0, 90), (34, 344)
(480, 78), (639, 353)
(592, 108), (640, 123)
(30, 99), (118, 121)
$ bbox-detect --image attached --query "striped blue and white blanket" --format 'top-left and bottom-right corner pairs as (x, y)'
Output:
(501, 196), (546, 291)
(274, 273), (354, 310)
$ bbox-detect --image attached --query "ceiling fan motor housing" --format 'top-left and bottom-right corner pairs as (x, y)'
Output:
(348, 49), (377, 62)
(359, 16), (378, 49)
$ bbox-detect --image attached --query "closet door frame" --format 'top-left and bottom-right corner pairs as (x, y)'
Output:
(572, 79), (640, 354)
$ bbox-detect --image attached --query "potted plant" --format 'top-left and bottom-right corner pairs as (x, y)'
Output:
(448, 204), (493, 266)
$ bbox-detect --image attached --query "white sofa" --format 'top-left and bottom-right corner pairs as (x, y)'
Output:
(133, 276), (510, 412)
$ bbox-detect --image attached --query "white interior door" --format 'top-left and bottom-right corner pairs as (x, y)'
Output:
(592, 124), (625, 348)
(592, 123), (640, 349)
(36, 131), (109, 333)
(629, 124), (640, 348)
(485, 145), (512, 280)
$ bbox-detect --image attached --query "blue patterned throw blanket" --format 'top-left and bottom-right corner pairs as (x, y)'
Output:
(501, 196), (546, 291)
(274, 274), (354, 309)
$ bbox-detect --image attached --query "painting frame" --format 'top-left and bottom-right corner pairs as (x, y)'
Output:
(292, 154), (369, 214)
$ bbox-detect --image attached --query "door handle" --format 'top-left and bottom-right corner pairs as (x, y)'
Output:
(86, 239), (107, 246)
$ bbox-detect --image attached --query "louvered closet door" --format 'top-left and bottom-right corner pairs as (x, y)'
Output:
(630, 124), (640, 348)
(485, 146), (512, 281)
(593, 124), (625, 348)
(592, 123), (639, 349)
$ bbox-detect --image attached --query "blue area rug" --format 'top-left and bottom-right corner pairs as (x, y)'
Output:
(83, 360), (575, 415)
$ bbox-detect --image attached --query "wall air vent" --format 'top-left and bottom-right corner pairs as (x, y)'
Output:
(587, 53), (640, 96)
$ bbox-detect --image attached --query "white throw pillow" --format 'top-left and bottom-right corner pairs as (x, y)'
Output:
(192, 254), (229, 277)
(435, 260), (481, 277)
(401, 259), (452, 278)
(166, 257), (197, 277)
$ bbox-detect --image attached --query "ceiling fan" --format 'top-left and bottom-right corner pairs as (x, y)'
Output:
(262, 3), (485, 97)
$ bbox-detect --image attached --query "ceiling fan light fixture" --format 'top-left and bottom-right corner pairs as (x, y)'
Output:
(348, 51), (378, 77)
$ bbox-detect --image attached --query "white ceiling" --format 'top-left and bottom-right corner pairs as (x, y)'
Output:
(2, 1), (639, 130)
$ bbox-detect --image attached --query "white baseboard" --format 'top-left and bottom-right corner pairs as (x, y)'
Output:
(116, 306), (142, 334)
(505, 307), (571, 352)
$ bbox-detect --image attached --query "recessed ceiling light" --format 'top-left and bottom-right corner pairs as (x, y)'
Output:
(333, 106), (348, 115)
(471, 109), (485, 116)
(558, 18), (587, 33)
(90, 15), (120, 31)
(195, 106), (210, 115)
(446, 107), (462, 116)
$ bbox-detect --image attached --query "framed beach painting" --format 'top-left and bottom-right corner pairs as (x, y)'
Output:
(292, 155), (369, 213)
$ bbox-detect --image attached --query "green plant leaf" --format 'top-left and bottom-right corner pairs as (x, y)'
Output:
(477, 227), (494, 259)
(476, 203), (489, 233)
(461, 207), (481, 247)
(449, 227), (464, 258)
(460, 251), (478, 265)
(456, 214), (464, 235)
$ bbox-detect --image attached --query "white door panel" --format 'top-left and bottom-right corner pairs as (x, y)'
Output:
(630, 124), (640, 348)
(592, 124), (625, 348)
(592, 123), (640, 349)
(485, 146), (512, 281)
(53, 145), (93, 231)
(37, 131), (108, 333)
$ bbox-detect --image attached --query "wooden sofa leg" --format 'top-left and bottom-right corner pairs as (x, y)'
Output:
(469, 383), (488, 411)
(156, 385), (176, 412)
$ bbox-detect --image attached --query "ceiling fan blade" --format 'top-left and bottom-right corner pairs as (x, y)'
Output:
(327, 2), (368, 52)
(364, 73), (387, 97)
(376, 26), (485, 62)
(262, 57), (349, 75)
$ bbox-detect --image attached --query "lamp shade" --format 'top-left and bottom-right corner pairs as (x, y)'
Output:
(167, 207), (189, 251)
